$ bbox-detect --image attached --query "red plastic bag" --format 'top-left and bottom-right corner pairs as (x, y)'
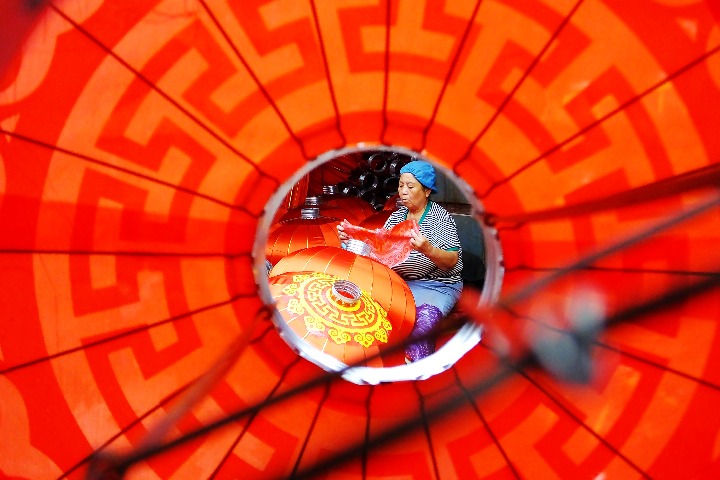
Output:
(341, 219), (419, 267)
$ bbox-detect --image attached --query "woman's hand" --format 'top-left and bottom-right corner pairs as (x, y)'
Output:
(409, 229), (431, 255)
(410, 229), (459, 271)
(337, 222), (350, 242)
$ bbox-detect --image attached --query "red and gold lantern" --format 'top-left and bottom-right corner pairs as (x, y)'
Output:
(270, 242), (416, 366)
(269, 271), (402, 367)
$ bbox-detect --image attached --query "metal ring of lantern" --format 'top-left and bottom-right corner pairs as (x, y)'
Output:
(387, 155), (408, 176)
(349, 169), (379, 191)
(382, 176), (400, 195)
(366, 153), (389, 173)
(331, 279), (362, 305)
(343, 238), (372, 257)
(359, 187), (386, 211)
(335, 182), (360, 197)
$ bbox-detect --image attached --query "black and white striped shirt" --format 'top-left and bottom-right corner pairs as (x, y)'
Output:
(384, 201), (463, 284)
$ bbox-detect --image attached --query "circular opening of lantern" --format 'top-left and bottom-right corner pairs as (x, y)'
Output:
(254, 146), (504, 385)
(331, 280), (362, 306)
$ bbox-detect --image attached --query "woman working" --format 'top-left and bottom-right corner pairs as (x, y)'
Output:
(338, 160), (463, 362)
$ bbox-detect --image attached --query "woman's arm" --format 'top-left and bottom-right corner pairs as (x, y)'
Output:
(409, 229), (459, 271)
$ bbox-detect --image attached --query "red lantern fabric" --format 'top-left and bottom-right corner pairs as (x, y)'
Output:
(0, 1), (48, 74)
(340, 219), (418, 268)
(266, 214), (342, 266)
(321, 194), (376, 223)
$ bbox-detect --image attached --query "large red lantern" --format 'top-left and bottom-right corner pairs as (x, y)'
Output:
(267, 239), (481, 385)
(269, 271), (404, 368)
(269, 242), (416, 344)
(268, 240), (417, 373)
(359, 196), (402, 230)
(321, 185), (377, 221)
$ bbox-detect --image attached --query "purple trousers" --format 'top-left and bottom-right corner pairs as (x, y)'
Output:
(405, 304), (444, 362)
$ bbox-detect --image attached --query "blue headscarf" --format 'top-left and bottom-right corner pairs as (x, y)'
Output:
(399, 160), (437, 193)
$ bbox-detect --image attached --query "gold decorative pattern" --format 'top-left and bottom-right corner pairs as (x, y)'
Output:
(354, 332), (375, 348)
(278, 272), (391, 348)
(329, 328), (352, 345)
(283, 282), (300, 295)
(286, 298), (304, 315)
(304, 316), (325, 333)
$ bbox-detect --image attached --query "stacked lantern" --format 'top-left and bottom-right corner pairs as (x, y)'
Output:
(268, 240), (416, 367)
(359, 195), (403, 230)
(321, 185), (376, 223)
(266, 208), (342, 266)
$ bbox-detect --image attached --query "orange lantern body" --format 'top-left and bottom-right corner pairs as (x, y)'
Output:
(270, 244), (416, 361)
(359, 197), (401, 230)
(269, 271), (404, 367)
(266, 208), (342, 266)
(321, 186), (377, 222)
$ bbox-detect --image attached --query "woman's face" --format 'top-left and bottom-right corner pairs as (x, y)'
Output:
(398, 173), (430, 213)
